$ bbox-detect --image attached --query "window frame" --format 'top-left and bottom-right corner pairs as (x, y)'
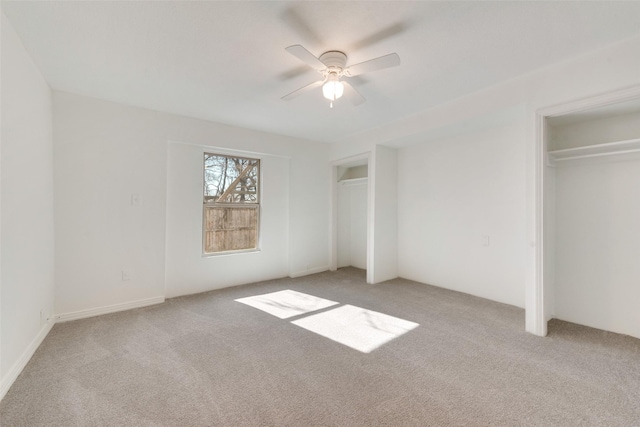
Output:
(202, 152), (261, 256)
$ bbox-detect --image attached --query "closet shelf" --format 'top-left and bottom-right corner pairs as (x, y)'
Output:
(548, 137), (640, 164)
(339, 177), (368, 186)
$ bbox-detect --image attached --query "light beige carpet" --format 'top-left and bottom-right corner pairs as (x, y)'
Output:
(2, 267), (639, 426)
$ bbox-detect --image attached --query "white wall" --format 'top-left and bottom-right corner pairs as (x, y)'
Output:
(53, 93), (168, 316)
(398, 120), (527, 307)
(552, 113), (640, 338)
(554, 156), (640, 338)
(286, 141), (330, 278)
(1, 11), (55, 396)
(370, 145), (398, 283)
(53, 92), (329, 312)
(337, 182), (350, 268)
(337, 180), (367, 269)
(165, 143), (290, 296)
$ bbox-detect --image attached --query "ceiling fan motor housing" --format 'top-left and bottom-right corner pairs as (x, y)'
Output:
(319, 51), (348, 74)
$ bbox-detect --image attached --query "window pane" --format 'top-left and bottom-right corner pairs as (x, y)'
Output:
(204, 154), (259, 203)
(204, 206), (258, 252)
(203, 152), (260, 254)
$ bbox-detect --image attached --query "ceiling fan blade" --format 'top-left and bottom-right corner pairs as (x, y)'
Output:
(344, 53), (401, 76)
(350, 22), (408, 51)
(277, 65), (313, 81)
(285, 45), (326, 71)
(342, 81), (366, 106)
(281, 79), (324, 101)
(281, 7), (323, 46)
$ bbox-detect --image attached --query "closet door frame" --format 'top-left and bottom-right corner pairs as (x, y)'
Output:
(529, 85), (640, 336)
(330, 152), (372, 282)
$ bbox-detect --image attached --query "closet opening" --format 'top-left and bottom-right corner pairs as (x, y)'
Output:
(535, 89), (640, 339)
(330, 154), (371, 282)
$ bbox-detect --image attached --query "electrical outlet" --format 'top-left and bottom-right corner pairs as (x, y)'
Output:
(482, 235), (490, 246)
(122, 270), (131, 281)
(131, 193), (141, 207)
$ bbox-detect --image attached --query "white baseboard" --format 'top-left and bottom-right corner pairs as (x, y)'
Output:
(55, 296), (165, 323)
(0, 319), (55, 401)
(289, 266), (329, 279)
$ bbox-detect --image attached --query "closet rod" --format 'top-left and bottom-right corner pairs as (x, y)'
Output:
(548, 137), (640, 165)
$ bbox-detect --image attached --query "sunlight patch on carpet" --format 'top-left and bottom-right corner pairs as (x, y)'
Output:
(291, 304), (419, 353)
(235, 290), (338, 319)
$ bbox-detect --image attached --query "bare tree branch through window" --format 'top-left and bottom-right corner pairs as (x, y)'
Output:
(203, 153), (260, 254)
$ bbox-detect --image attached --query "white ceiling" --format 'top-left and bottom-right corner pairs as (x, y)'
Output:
(3, 1), (640, 144)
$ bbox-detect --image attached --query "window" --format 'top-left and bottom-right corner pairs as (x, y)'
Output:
(203, 153), (260, 254)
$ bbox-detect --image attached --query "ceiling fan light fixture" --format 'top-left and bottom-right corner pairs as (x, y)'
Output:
(322, 75), (344, 101)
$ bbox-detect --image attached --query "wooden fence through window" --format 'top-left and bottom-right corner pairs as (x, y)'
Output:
(204, 206), (257, 253)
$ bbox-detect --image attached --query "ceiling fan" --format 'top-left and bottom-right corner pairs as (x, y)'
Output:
(281, 44), (401, 108)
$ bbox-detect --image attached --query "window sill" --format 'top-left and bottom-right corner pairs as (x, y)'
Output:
(202, 248), (261, 258)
